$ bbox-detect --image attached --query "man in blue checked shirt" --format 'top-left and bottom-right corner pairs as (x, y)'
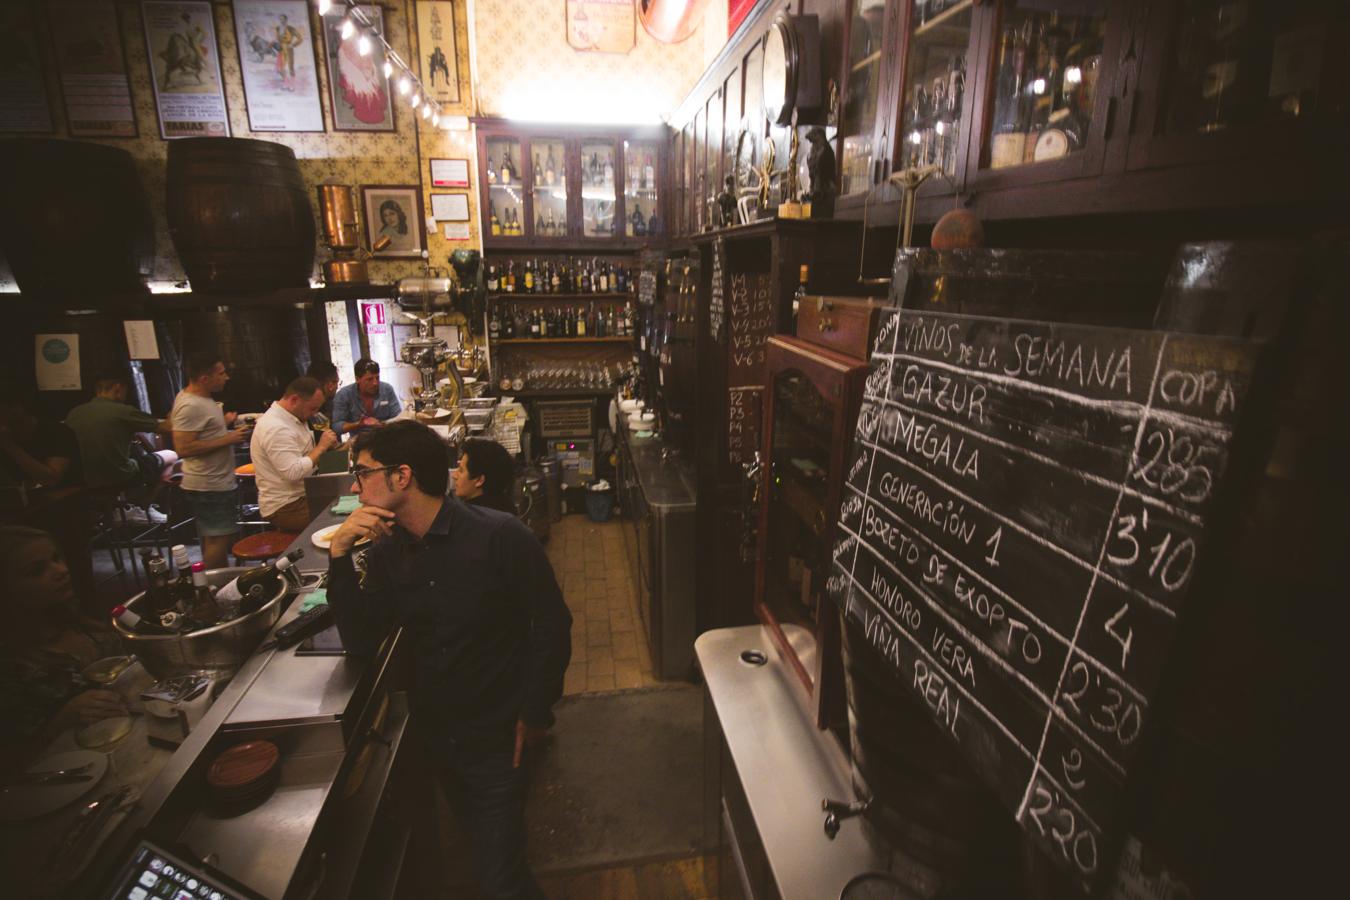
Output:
(331, 358), (401, 438)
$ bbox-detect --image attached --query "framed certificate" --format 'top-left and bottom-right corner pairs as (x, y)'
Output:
(430, 193), (470, 222)
(430, 158), (470, 188)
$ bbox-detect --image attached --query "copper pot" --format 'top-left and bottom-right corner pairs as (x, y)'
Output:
(317, 184), (361, 251)
(324, 257), (369, 284)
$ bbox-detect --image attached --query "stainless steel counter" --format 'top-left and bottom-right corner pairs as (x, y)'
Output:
(72, 507), (414, 900)
(697, 625), (885, 899)
(616, 418), (698, 679)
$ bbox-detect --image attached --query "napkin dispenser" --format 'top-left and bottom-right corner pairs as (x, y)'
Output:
(141, 675), (214, 747)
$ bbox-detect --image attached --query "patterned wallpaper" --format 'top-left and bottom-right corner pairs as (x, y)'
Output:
(473, 0), (706, 122)
(6, 0), (477, 287)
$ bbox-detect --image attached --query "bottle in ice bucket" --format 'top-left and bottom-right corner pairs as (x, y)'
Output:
(190, 562), (222, 626)
(111, 604), (176, 635)
(171, 544), (194, 606)
(216, 549), (304, 617)
(145, 555), (174, 614)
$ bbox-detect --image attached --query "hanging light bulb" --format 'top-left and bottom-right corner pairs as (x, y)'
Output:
(411, 91), (421, 108)
(432, 111), (441, 127)
(357, 30), (371, 56)
(382, 58), (394, 79)
(421, 103), (432, 120)
(340, 16), (355, 40)
(317, 0), (332, 15)
(398, 75), (410, 96)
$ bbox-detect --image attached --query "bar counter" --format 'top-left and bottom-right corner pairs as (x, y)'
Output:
(41, 500), (424, 899)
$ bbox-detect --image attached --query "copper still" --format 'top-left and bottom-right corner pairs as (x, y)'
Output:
(317, 184), (369, 283)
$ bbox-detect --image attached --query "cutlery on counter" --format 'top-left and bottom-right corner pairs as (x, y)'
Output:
(11, 763), (95, 785)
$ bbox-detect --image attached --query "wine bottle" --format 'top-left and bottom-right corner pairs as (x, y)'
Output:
(793, 264), (810, 332)
(189, 562), (222, 625)
(146, 556), (174, 614)
(598, 262), (609, 293)
(643, 153), (654, 190)
(524, 260), (535, 293)
(533, 152), (542, 183)
(490, 201), (502, 236)
(501, 147), (516, 184)
(111, 604), (177, 635)
(216, 549), (302, 617)
(990, 27), (1027, 169)
(545, 148), (557, 185)
(551, 259), (562, 292)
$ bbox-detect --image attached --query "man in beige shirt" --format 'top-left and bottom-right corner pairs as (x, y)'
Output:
(250, 377), (339, 532)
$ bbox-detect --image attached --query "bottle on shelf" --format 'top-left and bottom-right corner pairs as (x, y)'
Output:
(597, 261), (609, 293)
(544, 147), (557, 185)
(524, 260), (536, 293)
(643, 153), (655, 190)
(111, 604), (177, 635)
(490, 201), (502, 237)
(486, 263), (500, 292)
(793, 264), (810, 331)
(486, 155), (497, 185)
(530, 309), (540, 339)
(990, 24), (1031, 169)
(489, 304), (501, 341)
(501, 146), (516, 184)
(550, 259), (562, 292)
(616, 265), (628, 293)
(216, 549), (302, 618)
(533, 151), (542, 183)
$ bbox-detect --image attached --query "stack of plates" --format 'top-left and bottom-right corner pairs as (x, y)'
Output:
(206, 740), (280, 814)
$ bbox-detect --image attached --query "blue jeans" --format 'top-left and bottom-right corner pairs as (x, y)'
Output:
(435, 732), (543, 900)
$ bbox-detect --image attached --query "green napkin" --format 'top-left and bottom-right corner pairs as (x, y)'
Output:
(299, 589), (328, 613)
(331, 495), (360, 515)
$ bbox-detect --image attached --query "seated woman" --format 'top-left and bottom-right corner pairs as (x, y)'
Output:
(451, 438), (517, 514)
(0, 526), (128, 768)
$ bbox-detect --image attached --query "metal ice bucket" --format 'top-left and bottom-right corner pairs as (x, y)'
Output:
(111, 566), (290, 681)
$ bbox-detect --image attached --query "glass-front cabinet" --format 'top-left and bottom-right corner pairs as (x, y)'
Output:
(580, 140), (618, 238)
(1126, 0), (1341, 172)
(755, 336), (871, 726)
(484, 135), (524, 239)
(529, 137), (568, 238)
(623, 139), (662, 238)
(896, 0), (975, 178)
(840, 0), (889, 196)
(475, 121), (667, 248)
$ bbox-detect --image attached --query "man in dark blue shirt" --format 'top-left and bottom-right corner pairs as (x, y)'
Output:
(327, 421), (570, 900)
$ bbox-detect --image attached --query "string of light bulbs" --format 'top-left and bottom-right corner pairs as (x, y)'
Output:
(316, 0), (450, 128)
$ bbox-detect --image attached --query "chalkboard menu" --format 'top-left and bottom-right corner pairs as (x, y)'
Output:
(725, 269), (775, 467)
(827, 308), (1261, 888)
(709, 238), (725, 341)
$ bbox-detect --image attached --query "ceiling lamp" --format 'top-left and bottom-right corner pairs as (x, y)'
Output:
(317, 0), (332, 16)
(340, 16), (355, 41)
(398, 75), (410, 96)
(357, 31), (371, 56)
(639, 0), (711, 44)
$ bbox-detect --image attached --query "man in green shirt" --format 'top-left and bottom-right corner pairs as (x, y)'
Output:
(64, 376), (171, 492)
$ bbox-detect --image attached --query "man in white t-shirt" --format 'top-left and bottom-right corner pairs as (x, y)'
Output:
(250, 376), (339, 532)
(170, 352), (251, 569)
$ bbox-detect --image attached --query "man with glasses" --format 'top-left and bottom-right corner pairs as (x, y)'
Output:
(331, 358), (400, 438)
(327, 421), (570, 900)
(170, 352), (251, 569)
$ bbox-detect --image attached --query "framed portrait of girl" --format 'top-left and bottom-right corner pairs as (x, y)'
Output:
(361, 185), (425, 257)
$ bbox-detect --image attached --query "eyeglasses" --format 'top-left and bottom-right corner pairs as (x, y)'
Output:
(350, 464), (402, 486)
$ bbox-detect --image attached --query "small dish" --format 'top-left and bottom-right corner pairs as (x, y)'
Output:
(74, 715), (132, 751)
(312, 524), (371, 551)
(0, 751), (107, 822)
(81, 656), (134, 686)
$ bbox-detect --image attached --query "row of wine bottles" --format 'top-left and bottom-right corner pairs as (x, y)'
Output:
(484, 143), (658, 191)
(113, 546), (302, 635)
(487, 257), (634, 295)
(489, 302), (633, 340)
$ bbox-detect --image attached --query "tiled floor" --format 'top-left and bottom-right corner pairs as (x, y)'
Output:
(546, 513), (660, 695)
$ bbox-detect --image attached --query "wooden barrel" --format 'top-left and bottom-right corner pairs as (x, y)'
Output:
(0, 139), (154, 297)
(840, 613), (1024, 898)
(166, 138), (316, 293)
(161, 307), (311, 414)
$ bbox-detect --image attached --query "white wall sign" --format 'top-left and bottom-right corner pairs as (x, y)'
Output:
(35, 334), (81, 391)
(123, 320), (160, 359)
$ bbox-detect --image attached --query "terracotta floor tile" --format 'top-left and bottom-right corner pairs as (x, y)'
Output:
(611, 631), (639, 660)
(614, 660), (642, 689)
(586, 670), (616, 692)
(586, 626), (611, 648)
(588, 652), (614, 676)
(563, 665), (586, 696)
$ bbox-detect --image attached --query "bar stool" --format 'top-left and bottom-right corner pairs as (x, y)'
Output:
(85, 486), (131, 587)
(232, 530), (298, 566)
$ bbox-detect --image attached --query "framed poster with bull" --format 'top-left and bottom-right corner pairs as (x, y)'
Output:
(232, 0), (325, 132)
(141, 0), (231, 138)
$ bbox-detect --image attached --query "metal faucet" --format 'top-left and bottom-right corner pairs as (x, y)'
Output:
(821, 796), (870, 840)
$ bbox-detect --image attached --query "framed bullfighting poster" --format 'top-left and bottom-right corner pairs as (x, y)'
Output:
(322, 3), (394, 132)
(232, 0), (325, 132)
(141, 0), (231, 138)
(416, 1), (459, 106)
(48, 1), (138, 138)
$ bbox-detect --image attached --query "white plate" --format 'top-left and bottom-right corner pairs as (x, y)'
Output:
(0, 750), (108, 822)
(312, 524), (371, 551)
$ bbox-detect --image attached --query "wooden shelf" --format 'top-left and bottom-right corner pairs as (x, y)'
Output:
(493, 337), (630, 344)
(913, 0), (973, 40)
(488, 292), (634, 301)
(850, 50), (881, 74)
